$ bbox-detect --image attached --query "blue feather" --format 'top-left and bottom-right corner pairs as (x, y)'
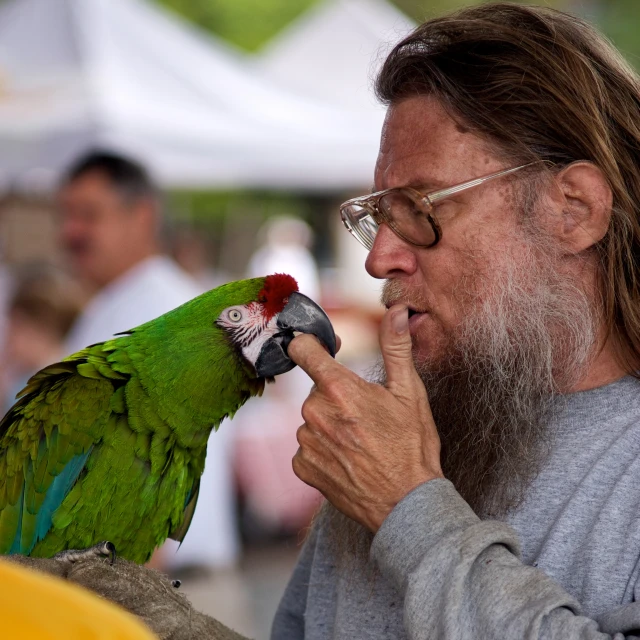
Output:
(8, 449), (92, 555)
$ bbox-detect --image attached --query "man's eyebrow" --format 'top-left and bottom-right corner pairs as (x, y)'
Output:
(370, 180), (443, 194)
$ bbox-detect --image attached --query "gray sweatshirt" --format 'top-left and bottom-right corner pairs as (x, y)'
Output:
(272, 376), (640, 639)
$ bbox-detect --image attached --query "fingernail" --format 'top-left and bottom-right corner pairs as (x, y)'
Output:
(392, 308), (408, 334)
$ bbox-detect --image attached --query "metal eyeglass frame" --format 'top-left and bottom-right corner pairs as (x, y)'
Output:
(340, 161), (545, 251)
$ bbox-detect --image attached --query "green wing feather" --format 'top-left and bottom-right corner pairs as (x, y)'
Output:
(0, 347), (117, 555)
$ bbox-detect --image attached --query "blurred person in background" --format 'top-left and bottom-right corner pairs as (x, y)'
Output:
(58, 150), (239, 574)
(247, 216), (320, 301)
(3, 264), (86, 412)
(60, 151), (199, 348)
(232, 217), (322, 539)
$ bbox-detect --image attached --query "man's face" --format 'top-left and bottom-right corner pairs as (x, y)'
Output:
(367, 96), (530, 366)
(363, 94), (596, 515)
(58, 171), (146, 288)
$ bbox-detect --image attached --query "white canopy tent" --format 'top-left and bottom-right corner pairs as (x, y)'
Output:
(255, 0), (415, 123)
(0, 0), (382, 190)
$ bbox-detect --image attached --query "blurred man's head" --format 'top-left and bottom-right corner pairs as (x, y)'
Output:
(58, 151), (161, 288)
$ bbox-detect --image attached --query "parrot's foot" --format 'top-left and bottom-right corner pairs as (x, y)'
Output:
(54, 541), (117, 566)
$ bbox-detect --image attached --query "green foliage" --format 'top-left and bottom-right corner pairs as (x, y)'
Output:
(153, 0), (570, 51)
(393, 0), (484, 21)
(596, 0), (640, 68)
(168, 190), (312, 223)
(154, 0), (318, 51)
(394, 0), (567, 21)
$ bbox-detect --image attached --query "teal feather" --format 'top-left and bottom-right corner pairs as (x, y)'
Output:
(33, 450), (92, 551)
(8, 450), (91, 555)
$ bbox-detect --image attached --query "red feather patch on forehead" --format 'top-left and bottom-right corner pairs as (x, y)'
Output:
(259, 273), (299, 319)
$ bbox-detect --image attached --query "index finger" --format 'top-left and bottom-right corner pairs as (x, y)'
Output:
(288, 333), (342, 385)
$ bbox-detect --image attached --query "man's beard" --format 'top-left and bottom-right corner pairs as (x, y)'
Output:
(318, 230), (598, 568)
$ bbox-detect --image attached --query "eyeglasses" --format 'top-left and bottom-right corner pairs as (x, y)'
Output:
(340, 162), (543, 251)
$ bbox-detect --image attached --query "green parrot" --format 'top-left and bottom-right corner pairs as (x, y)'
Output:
(0, 274), (335, 564)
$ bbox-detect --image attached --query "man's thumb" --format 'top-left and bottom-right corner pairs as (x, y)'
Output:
(380, 304), (418, 395)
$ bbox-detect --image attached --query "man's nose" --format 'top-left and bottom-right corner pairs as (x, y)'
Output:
(365, 222), (418, 280)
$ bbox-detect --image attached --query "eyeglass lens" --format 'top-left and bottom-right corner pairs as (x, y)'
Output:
(341, 206), (379, 249)
(342, 191), (436, 250)
(379, 192), (436, 246)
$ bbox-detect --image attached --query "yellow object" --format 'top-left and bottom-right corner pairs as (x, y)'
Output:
(0, 559), (157, 639)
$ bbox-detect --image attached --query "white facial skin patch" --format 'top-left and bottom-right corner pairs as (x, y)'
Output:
(217, 303), (282, 370)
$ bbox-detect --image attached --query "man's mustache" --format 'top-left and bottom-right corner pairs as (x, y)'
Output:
(380, 279), (431, 311)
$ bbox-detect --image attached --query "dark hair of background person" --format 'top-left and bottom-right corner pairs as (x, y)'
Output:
(375, 2), (640, 375)
(61, 150), (159, 207)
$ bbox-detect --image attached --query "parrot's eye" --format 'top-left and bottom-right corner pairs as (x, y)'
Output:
(228, 309), (243, 322)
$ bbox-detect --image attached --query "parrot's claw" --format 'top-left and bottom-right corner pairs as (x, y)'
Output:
(54, 540), (117, 566)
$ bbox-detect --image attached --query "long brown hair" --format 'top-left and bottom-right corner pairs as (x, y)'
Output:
(376, 3), (640, 373)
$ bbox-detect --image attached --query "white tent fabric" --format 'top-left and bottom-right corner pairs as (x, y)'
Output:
(0, 0), (382, 190)
(255, 0), (415, 120)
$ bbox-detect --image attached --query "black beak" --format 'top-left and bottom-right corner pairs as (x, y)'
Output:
(255, 292), (337, 378)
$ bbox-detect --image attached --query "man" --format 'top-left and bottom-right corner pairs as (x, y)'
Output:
(60, 151), (199, 352)
(58, 151), (239, 572)
(274, 3), (640, 638)
(26, 4), (640, 639)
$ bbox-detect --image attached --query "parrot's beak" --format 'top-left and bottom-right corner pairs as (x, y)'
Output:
(255, 292), (337, 378)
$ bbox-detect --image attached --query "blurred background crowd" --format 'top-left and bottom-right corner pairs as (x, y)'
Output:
(0, 0), (635, 636)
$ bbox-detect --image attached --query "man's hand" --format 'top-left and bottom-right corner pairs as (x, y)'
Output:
(290, 304), (444, 532)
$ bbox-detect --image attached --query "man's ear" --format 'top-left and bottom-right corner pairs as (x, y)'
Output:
(544, 161), (613, 254)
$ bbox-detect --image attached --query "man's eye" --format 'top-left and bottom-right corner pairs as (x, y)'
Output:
(229, 310), (242, 322)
